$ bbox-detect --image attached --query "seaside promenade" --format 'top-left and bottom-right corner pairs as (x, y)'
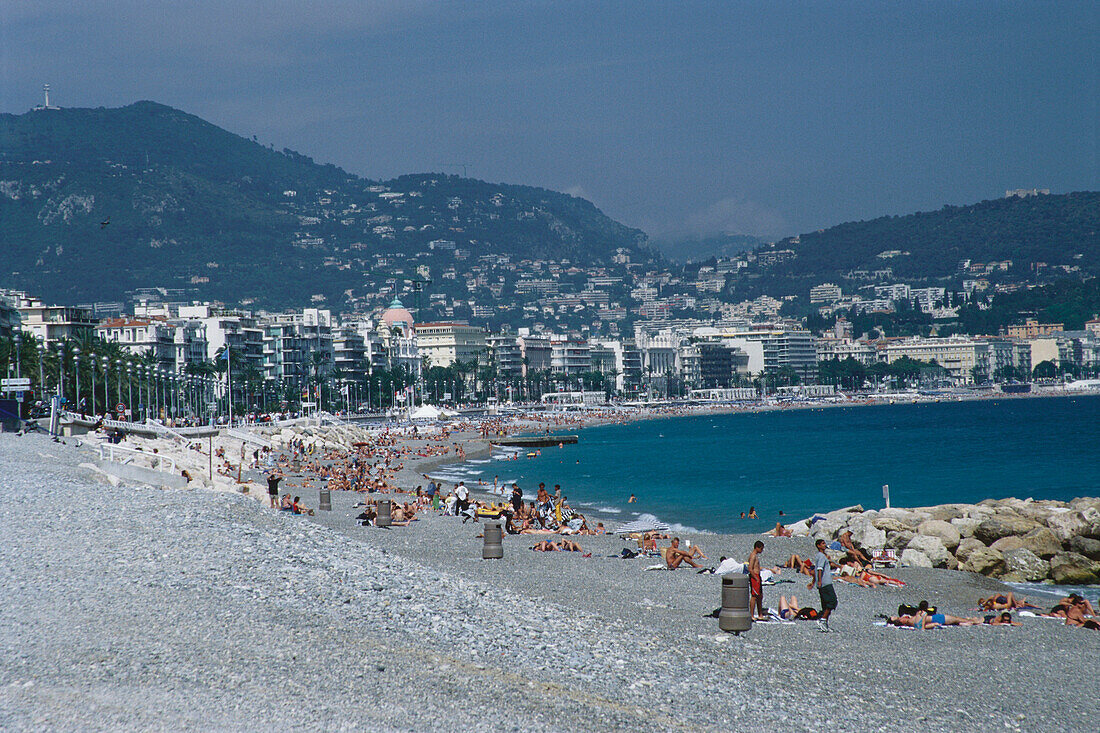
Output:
(2, 422), (1099, 732)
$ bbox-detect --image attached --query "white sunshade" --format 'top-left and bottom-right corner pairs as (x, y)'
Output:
(614, 516), (672, 535)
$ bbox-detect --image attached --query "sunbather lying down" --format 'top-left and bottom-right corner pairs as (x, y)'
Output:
(888, 612), (982, 629)
(531, 539), (583, 552)
(777, 595), (819, 620)
(978, 592), (1038, 611)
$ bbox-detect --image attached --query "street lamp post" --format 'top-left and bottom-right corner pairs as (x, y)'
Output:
(115, 359), (123, 415)
(73, 347), (81, 414)
(56, 343), (65, 401)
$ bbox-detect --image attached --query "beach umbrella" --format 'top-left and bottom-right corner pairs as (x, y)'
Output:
(614, 516), (671, 535)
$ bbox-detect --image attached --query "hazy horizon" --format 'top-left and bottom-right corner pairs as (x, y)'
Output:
(2, 1), (1096, 241)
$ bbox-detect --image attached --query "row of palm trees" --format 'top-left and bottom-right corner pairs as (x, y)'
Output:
(0, 333), (226, 420)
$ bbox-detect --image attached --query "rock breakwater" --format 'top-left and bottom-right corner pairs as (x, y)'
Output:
(793, 497), (1100, 584)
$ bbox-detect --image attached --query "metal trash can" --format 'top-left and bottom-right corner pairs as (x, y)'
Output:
(376, 500), (392, 527)
(719, 574), (752, 634)
(318, 488), (331, 512)
(482, 522), (504, 559)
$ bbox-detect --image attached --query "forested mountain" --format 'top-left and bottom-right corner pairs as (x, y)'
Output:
(761, 192), (1099, 285)
(0, 101), (653, 309)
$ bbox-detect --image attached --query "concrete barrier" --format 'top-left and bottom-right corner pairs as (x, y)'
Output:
(96, 460), (189, 490)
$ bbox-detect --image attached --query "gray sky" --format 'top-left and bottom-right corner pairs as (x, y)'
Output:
(2, 1), (1097, 239)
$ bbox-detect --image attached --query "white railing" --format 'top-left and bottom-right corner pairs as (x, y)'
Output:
(144, 419), (189, 443)
(226, 427), (272, 449)
(62, 411), (216, 437)
(95, 443), (177, 472)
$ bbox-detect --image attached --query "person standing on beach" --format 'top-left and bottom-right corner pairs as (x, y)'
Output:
(267, 471), (282, 508)
(809, 538), (837, 632)
(511, 483), (523, 514)
(455, 481), (470, 515)
(747, 540), (766, 620)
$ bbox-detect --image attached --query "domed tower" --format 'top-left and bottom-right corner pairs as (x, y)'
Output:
(381, 297), (415, 337)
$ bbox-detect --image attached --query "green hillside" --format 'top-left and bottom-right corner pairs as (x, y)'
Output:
(764, 192), (1100, 284)
(0, 101), (651, 308)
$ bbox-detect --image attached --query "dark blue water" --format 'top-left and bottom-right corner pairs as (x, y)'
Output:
(448, 395), (1100, 534)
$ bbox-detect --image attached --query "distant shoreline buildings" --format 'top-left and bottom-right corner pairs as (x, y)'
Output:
(3, 282), (1098, 407)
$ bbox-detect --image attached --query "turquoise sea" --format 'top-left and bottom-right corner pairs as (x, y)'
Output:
(436, 395), (1100, 536)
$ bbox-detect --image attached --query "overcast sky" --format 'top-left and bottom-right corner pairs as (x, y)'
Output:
(2, 1), (1096, 240)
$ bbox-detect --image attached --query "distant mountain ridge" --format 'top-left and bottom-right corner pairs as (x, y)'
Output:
(767, 191), (1100, 283)
(652, 233), (762, 263)
(0, 101), (652, 308)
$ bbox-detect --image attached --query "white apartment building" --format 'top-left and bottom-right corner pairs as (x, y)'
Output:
(809, 283), (842, 304)
(415, 322), (487, 368)
(550, 337), (591, 376)
(178, 305), (265, 372)
(816, 337), (877, 365)
(16, 296), (98, 344)
(883, 337), (991, 385)
(95, 318), (176, 366)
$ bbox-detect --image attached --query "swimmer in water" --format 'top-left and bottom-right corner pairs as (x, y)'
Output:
(628, 494), (636, 503)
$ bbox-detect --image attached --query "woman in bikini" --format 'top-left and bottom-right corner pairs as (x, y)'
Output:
(777, 595), (819, 620)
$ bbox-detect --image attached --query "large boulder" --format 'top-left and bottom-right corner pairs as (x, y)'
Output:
(974, 515), (1042, 545)
(1044, 510), (1089, 543)
(918, 520), (962, 551)
(923, 504), (968, 522)
(886, 530), (916, 551)
(809, 516), (846, 541)
(954, 537), (987, 563)
(851, 525), (887, 550)
(871, 516), (912, 533)
(906, 535), (955, 568)
(786, 519), (811, 537)
(961, 547), (1006, 576)
(1049, 552), (1100, 585)
(1068, 535), (1100, 561)
(900, 549), (933, 568)
(1003, 548), (1049, 582)
(1020, 527), (1064, 560)
(950, 517), (983, 538)
(1080, 520), (1100, 542)
(991, 536), (1026, 554)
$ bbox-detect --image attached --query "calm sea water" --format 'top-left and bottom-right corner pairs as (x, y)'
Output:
(436, 395), (1100, 536)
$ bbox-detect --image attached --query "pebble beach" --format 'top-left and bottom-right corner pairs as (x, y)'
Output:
(2, 426), (1099, 732)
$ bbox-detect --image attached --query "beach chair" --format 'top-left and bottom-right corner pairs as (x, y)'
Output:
(871, 549), (898, 568)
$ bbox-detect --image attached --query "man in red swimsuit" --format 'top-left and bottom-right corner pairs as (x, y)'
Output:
(748, 540), (766, 620)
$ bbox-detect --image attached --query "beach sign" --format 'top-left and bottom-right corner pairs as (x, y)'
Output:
(1, 377), (31, 392)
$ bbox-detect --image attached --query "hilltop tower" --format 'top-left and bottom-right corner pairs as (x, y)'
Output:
(35, 84), (59, 111)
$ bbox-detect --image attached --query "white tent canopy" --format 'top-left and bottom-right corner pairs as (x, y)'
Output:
(410, 404), (443, 420)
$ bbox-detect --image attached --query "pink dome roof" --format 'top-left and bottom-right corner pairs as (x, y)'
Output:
(382, 297), (414, 331)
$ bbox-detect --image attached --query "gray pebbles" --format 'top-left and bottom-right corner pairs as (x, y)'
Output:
(1, 433), (1097, 732)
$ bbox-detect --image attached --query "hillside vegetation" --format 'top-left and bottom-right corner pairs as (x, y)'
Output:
(0, 102), (651, 307)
